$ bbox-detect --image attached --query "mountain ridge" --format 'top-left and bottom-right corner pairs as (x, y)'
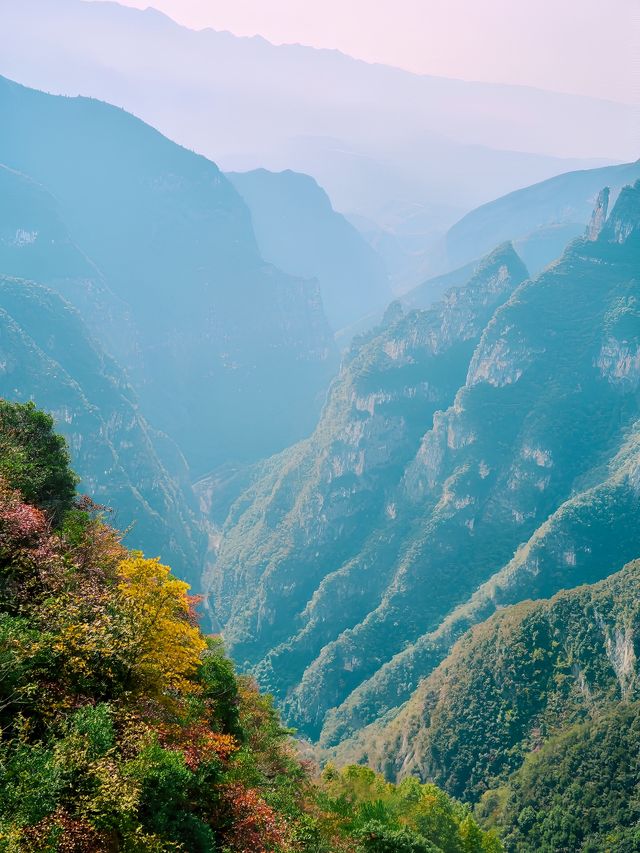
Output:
(0, 73), (337, 476)
(210, 180), (640, 751)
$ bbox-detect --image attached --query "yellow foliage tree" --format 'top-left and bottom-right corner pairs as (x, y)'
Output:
(116, 555), (206, 693)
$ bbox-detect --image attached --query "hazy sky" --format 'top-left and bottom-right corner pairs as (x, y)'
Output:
(102, 0), (639, 104)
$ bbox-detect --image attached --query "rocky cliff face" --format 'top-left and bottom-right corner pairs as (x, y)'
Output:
(212, 182), (640, 748)
(308, 182), (640, 747)
(210, 243), (528, 716)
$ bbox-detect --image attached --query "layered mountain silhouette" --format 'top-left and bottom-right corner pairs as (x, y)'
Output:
(0, 0), (629, 292)
(446, 159), (640, 275)
(227, 169), (391, 331)
(0, 75), (336, 477)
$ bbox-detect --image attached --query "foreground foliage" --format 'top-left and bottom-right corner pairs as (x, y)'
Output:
(0, 399), (498, 851)
(316, 765), (501, 852)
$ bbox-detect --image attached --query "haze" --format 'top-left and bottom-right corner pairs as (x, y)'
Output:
(103, 0), (640, 104)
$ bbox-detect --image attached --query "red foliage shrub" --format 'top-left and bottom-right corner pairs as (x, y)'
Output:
(218, 783), (291, 853)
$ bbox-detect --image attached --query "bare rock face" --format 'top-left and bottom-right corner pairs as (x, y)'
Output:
(603, 179), (640, 245)
(209, 244), (528, 687)
(586, 186), (610, 240)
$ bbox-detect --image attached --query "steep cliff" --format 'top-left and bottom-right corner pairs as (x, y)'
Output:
(309, 181), (640, 746)
(210, 243), (529, 717)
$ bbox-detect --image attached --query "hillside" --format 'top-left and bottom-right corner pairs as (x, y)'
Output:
(210, 180), (640, 749)
(338, 563), (640, 851)
(446, 160), (640, 274)
(346, 561), (640, 801)
(339, 562), (640, 851)
(0, 399), (499, 853)
(0, 74), (336, 476)
(228, 169), (391, 331)
(482, 704), (640, 852)
(0, 164), (131, 354)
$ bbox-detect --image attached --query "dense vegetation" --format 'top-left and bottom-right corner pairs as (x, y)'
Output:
(345, 562), (640, 801)
(0, 399), (498, 852)
(0, 400), (77, 524)
(480, 704), (640, 852)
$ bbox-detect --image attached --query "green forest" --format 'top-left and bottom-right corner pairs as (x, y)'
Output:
(0, 400), (498, 852)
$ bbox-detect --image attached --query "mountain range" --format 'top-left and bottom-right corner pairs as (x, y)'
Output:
(0, 74), (338, 478)
(1, 32), (640, 850)
(0, 0), (632, 290)
(210, 180), (640, 755)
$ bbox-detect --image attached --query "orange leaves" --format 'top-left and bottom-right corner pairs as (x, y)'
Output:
(156, 719), (238, 770)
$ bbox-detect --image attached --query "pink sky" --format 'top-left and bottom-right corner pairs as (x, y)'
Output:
(99, 0), (639, 104)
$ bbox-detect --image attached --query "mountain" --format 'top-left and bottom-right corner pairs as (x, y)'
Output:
(0, 274), (206, 588)
(210, 181), (640, 748)
(209, 243), (529, 698)
(0, 0), (627, 258)
(346, 560), (640, 799)
(310, 182), (640, 747)
(0, 74), (336, 476)
(227, 168), (391, 331)
(0, 163), (134, 364)
(446, 160), (640, 275)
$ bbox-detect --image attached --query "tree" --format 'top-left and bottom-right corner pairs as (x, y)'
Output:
(116, 555), (206, 693)
(0, 400), (77, 525)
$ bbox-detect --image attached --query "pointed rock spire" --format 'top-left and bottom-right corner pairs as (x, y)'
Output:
(602, 179), (640, 244)
(586, 186), (610, 240)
